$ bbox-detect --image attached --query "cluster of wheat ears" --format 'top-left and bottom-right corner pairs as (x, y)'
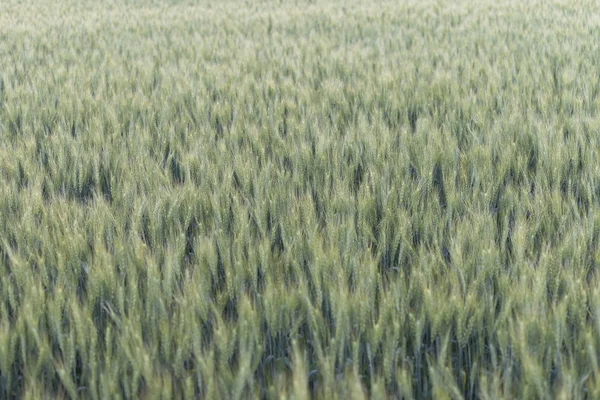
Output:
(1, 0), (600, 398)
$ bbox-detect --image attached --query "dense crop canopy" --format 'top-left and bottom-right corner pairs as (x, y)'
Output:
(1, 0), (600, 398)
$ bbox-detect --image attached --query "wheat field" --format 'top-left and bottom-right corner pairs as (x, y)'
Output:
(1, 0), (600, 398)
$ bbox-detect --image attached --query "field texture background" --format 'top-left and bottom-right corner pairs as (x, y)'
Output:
(2, 0), (600, 398)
